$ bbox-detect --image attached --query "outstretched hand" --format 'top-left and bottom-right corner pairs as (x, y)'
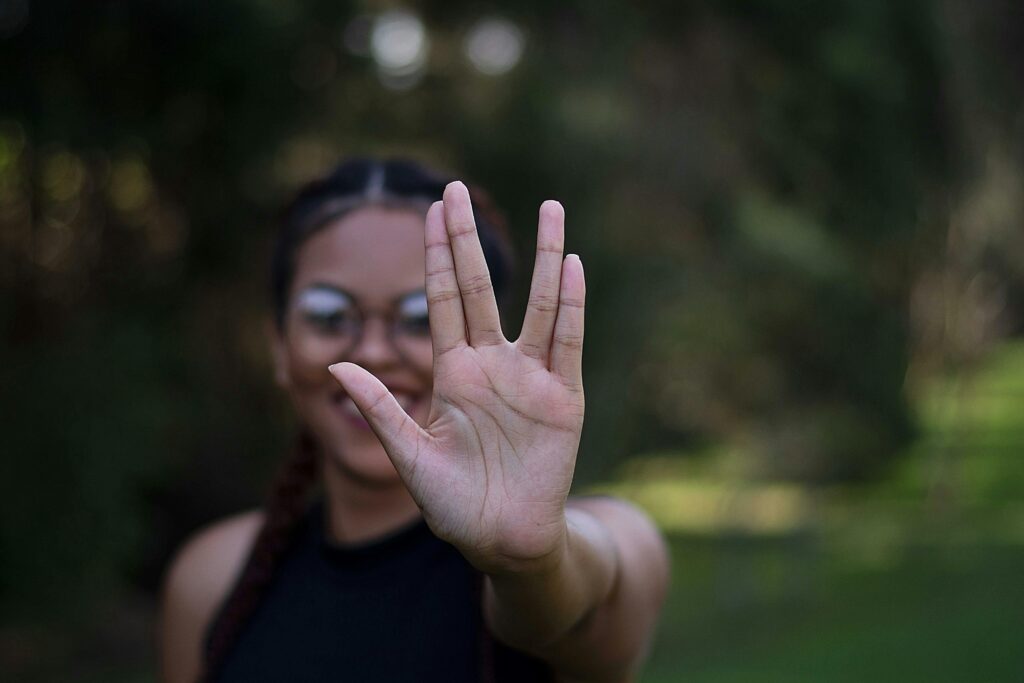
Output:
(329, 181), (585, 576)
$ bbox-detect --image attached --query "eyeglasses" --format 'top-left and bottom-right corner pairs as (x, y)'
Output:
(292, 283), (431, 358)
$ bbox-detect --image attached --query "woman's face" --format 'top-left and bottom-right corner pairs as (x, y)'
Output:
(272, 205), (433, 485)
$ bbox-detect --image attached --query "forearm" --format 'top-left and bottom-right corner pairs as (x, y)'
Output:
(482, 498), (669, 682)
(482, 507), (620, 668)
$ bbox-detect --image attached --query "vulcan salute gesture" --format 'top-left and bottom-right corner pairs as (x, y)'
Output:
(331, 182), (668, 681)
(160, 163), (668, 683)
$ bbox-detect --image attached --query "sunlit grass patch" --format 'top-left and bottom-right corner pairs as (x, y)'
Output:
(610, 341), (1024, 682)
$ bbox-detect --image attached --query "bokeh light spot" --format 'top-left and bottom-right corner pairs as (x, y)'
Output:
(370, 10), (428, 78)
(464, 18), (524, 76)
(42, 150), (85, 203)
(108, 157), (153, 214)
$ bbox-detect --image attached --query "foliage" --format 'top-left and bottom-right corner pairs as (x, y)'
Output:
(0, 0), (1021, 648)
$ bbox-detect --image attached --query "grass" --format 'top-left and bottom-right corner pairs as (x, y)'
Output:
(642, 537), (1024, 682)
(630, 341), (1024, 681)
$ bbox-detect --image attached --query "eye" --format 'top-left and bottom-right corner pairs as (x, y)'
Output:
(396, 291), (430, 336)
(295, 287), (358, 333)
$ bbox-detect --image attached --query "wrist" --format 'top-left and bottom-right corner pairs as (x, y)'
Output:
(482, 509), (619, 650)
(462, 515), (571, 579)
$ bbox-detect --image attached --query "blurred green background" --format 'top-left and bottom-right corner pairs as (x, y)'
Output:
(1, 1), (1022, 681)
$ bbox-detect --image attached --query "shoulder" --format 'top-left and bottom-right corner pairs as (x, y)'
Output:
(163, 509), (266, 612)
(158, 509), (264, 683)
(567, 495), (668, 565)
(567, 494), (669, 599)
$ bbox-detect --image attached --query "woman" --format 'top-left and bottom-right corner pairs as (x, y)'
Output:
(159, 158), (669, 683)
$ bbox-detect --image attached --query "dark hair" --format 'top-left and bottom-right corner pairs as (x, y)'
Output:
(202, 158), (515, 682)
(270, 157), (514, 329)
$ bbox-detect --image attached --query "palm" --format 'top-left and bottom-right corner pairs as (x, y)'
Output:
(419, 342), (584, 568)
(332, 183), (586, 574)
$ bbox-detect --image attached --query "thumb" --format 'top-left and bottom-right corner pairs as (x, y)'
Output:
(327, 362), (422, 476)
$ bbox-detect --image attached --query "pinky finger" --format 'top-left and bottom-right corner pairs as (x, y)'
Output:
(550, 254), (585, 388)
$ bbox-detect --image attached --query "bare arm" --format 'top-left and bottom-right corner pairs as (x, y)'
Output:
(158, 511), (262, 683)
(484, 497), (670, 682)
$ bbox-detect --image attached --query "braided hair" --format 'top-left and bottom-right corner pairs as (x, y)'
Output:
(201, 158), (515, 682)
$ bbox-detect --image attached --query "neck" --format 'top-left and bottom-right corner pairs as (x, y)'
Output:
(319, 458), (422, 544)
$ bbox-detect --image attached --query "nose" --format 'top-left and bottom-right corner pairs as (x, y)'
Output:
(347, 315), (398, 369)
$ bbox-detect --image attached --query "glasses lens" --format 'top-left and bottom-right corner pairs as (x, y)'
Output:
(294, 286), (361, 345)
(392, 290), (431, 357)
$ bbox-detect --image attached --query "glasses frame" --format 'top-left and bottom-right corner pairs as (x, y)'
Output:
(291, 282), (433, 363)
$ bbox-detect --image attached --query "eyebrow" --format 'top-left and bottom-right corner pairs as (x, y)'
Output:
(300, 282), (426, 307)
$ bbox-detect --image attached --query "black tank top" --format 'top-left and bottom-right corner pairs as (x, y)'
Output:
(206, 500), (553, 682)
